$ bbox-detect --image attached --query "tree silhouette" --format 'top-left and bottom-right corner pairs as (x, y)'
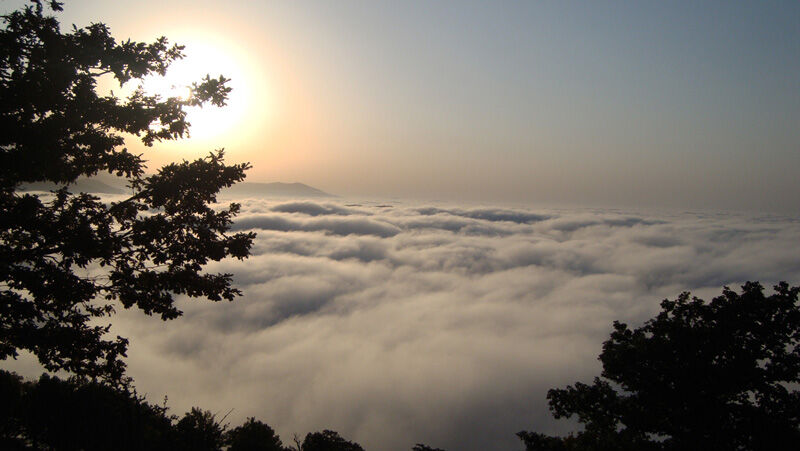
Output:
(0, 0), (254, 384)
(412, 444), (446, 451)
(300, 430), (364, 451)
(0, 369), (176, 450)
(0, 369), (310, 450)
(518, 282), (800, 450)
(175, 407), (226, 451)
(225, 417), (289, 451)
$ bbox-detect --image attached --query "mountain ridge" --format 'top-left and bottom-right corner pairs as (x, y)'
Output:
(222, 181), (335, 198)
(20, 176), (335, 198)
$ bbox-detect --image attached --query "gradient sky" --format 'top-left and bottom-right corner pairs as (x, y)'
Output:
(8, 0), (800, 212)
(5, 3), (800, 448)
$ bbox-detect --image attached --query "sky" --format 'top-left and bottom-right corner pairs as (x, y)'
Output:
(4, 1), (800, 449)
(4, 0), (798, 213)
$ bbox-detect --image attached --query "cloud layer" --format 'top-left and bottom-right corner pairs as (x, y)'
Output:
(12, 198), (800, 450)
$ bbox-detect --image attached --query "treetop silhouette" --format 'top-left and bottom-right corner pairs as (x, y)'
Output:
(519, 282), (800, 450)
(226, 417), (288, 451)
(300, 430), (364, 451)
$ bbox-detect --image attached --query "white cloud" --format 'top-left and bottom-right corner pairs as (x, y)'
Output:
(9, 199), (800, 450)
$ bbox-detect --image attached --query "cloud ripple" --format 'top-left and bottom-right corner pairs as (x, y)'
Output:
(24, 200), (800, 451)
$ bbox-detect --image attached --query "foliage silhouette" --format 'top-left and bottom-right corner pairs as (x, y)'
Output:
(0, 369), (176, 450)
(518, 282), (800, 450)
(300, 429), (365, 451)
(0, 370), (306, 450)
(412, 444), (446, 451)
(0, 0), (254, 384)
(226, 417), (290, 451)
(174, 407), (226, 451)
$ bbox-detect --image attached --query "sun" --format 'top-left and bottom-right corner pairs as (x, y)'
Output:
(140, 37), (259, 145)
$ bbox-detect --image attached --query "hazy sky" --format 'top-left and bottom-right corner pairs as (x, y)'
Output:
(6, 3), (800, 448)
(8, 0), (800, 211)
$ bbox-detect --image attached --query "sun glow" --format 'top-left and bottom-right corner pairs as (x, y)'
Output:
(139, 36), (269, 147)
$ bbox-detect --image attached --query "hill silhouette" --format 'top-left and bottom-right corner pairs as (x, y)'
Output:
(20, 176), (335, 199)
(20, 173), (127, 194)
(222, 182), (335, 198)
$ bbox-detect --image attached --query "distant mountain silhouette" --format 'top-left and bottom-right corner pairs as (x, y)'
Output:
(20, 174), (126, 194)
(20, 177), (334, 199)
(222, 182), (335, 198)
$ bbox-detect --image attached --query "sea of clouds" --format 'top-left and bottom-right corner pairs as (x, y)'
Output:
(11, 196), (800, 450)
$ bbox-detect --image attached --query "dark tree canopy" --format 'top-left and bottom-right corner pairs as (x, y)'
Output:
(0, 0), (254, 383)
(0, 369), (177, 450)
(226, 417), (288, 451)
(411, 444), (446, 451)
(174, 407), (226, 451)
(301, 430), (365, 451)
(519, 282), (800, 450)
(0, 370), (303, 450)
